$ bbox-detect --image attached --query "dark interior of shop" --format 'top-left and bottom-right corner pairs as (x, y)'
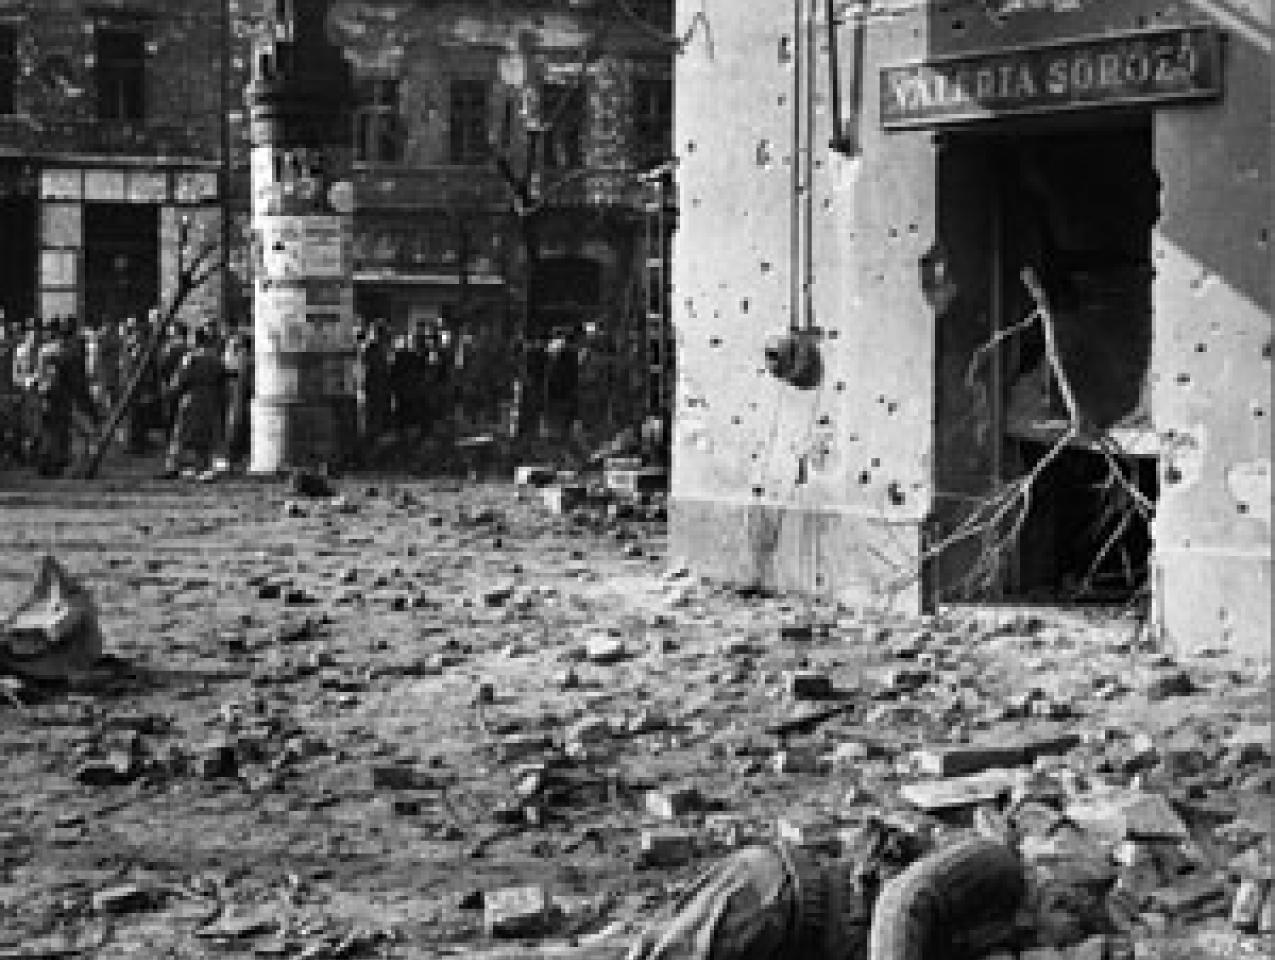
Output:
(933, 114), (1161, 604)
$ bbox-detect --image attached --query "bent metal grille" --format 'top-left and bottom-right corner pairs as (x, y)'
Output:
(880, 26), (1222, 129)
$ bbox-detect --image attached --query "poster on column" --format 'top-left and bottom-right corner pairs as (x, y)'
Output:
(259, 217), (306, 283)
(257, 288), (309, 353)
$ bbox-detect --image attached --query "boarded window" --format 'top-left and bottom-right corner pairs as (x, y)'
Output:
(96, 27), (145, 121)
(353, 76), (404, 164)
(449, 75), (489, 164)
(0, 25), (15, 116)
(541, 82), (586, 170)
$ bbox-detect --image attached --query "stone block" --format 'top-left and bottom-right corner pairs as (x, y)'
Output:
(913, 743), (1025, 777)
(640, 829), (695, 867)
(1230, 878), (1268, 931)
(899, 769), (1017, 813)
(484, 885), (555, 938)
(645, 786), (701, 820)
(785, 670), (834, 701)
(586, 635), (628, 664)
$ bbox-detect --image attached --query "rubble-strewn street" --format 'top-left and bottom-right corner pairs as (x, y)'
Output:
(0, 469), (1269, 959)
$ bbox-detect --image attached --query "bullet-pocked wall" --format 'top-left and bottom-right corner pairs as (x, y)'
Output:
(672, 1), (939, 607)
(1146, 2), (1271, 658)
(671, 0), (1271, 651)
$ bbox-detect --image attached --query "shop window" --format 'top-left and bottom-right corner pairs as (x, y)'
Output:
(449, 75), (489, 164)
(353, 76), (404, 164)
(541, 82), (586, 170)
(633, 68), (672, 164)
(0, 26), (15, 116)
(96, 27), (145, 122)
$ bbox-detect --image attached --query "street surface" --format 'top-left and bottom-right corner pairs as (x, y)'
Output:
(0, 463), (1269, 959)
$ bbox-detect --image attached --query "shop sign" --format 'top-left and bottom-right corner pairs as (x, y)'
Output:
(880, 27), (1221, 129)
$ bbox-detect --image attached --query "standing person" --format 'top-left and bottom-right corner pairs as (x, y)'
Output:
(13, 318), (43, 463)
(33, 318), (97, 477)
(361, 321), (391, 447)
(0, 319), (17, 464)
(221, 330), (253, 470)
(545, 327), (579, 439)
(85, 315), (122, 420)
(157, 321), (189, 440)
(159, 325), (225, 479)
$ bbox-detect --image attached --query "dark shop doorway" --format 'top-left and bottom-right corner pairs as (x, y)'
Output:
(84, 203), (159, 325)
(929, 114), (1160, 605)
(0, 198), (36, 324)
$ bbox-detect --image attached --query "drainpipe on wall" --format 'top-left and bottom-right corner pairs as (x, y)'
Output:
(765, 0), (822, 389)
(828, 0), (864, 157)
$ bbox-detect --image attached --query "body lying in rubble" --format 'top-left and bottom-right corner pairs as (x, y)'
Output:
(624, 831), (1025, 960)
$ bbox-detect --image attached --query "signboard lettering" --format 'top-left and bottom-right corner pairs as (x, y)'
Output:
(881, 27), (1221, 129)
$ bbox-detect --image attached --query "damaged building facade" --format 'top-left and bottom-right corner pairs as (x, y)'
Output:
(0, 0), (677, 429)
(323, 0), (677, 425)
(671, 0), (1271, 656)
(0, 0), (232, 329)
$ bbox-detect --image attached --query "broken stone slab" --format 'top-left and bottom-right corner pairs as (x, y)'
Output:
(92, 883), (157, 915)
(776, 810), (841, 850)
(899, 768), (1017, 813)
(913, 744), (1025, 778)
(585, 635), (628, 665)
(495, 733), (554, 764)
(1145, 876), (1229, 917)
(73, 752), (138, 787)
(371, 765), (454, 791)
(1064, 790), (1189, 844)
(1, 554), (103, 681)
(484, 885), (557, 938)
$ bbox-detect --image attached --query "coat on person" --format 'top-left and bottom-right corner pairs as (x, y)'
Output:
(163, 331), (225, 473)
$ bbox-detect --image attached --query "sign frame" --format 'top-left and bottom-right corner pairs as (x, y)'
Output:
(880, 25), (1223, 131)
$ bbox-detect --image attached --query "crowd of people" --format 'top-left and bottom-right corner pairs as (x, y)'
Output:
(0, 312), (252, 479)
(0, 309), (649, 478)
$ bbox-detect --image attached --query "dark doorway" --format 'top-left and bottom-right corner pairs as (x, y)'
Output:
(0, 198), (36, 323)
(931, 115), (1160, 604)
(533, 256), (601, 335)
(84, 203), (159, 325)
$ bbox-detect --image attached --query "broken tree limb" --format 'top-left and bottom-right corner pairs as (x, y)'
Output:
(867, 838), (1025, 960)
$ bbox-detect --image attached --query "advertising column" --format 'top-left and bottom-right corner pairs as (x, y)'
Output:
(246, 0), (356, 473)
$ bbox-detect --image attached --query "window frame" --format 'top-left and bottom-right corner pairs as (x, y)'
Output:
(448, 74), (489, 165)
(352, 74), (405, 165)
(540, 81), (587, 171)
(0, 24), (16, 116)
(95, 25), (146, 122)
(632, 66), (672, 165)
